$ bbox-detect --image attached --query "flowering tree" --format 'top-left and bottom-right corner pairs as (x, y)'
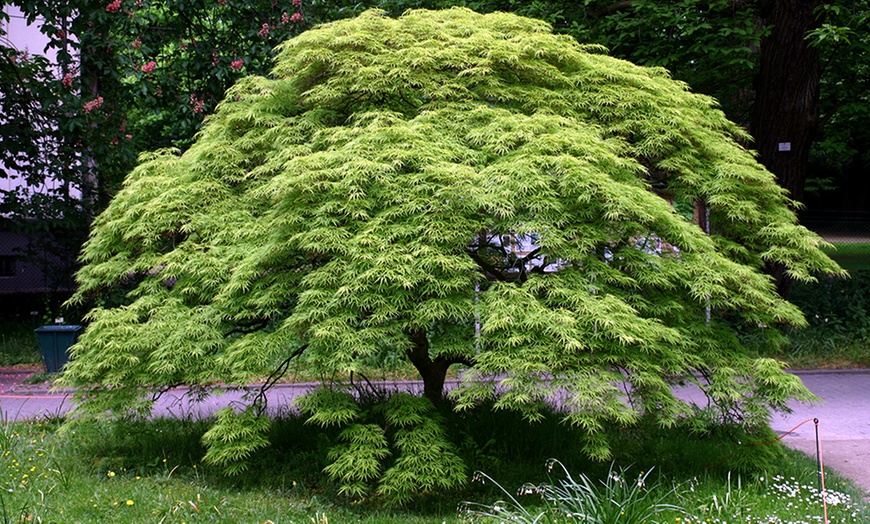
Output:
(63, 8), (842, 503)
(0, 7), (101, 298)
(1, 0), (308, 305)
(95, 0), (308, 151)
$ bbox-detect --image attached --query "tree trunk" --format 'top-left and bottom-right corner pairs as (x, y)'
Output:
(751, 0), (824, 297)
(405, 329), (451, 407)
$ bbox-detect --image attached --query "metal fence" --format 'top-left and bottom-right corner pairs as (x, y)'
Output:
(802, 210), (870, 242)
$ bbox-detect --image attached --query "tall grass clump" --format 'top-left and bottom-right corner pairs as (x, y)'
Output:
(461, 454), (868, 523)
(460, 461), (683, 523)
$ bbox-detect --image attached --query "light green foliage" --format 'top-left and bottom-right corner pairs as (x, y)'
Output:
(299, 390), (465, 503)
(201, 407), (271, 474)
(325, 423), (391, 498)
(63, 8), (841, 499)
(377, 394), (466, 504)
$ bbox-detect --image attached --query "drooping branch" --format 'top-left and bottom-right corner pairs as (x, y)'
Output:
(467, 246), (510, 281)
(468, 234), (547, 283)
(252, 343), (308, 416)
(349, 371), (389, 402)
(223, 319), (270, 337)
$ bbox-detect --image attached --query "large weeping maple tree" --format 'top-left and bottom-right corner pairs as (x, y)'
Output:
(63, 8), (841, 501)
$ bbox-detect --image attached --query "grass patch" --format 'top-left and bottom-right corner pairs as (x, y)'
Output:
(0, 406), (865, 523)
(462, 451), (867, 524)
(0, 321), (41, 367)
(823, 242), (870, 271)
(775, 334), (870, 369)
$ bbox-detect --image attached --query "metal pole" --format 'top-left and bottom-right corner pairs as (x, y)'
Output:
(814, 417), (821, 490)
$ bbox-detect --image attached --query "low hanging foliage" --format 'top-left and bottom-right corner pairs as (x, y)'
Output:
(62, 8), (842, 502)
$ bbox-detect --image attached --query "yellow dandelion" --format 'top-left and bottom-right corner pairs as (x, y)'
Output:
(126, 500), (134, 506)
(107, 471), (116, 478)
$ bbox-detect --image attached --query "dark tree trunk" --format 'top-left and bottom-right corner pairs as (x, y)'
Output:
(751, 0), (824, 297)
(405, 329), (451, 407)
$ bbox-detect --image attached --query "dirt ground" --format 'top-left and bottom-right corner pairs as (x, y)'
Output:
(0, 366), (50, 393)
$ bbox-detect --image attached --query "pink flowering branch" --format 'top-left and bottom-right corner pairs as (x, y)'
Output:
(83, 96), (104, 114)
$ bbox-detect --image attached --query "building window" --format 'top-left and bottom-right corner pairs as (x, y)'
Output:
(0, 256), (16, 277)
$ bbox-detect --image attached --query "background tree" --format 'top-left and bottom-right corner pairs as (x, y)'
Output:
(1, 3), (97, 303)
(1, 0), (307, 309)
(62, 8), (841, 501)
(806, 2), (870, 212)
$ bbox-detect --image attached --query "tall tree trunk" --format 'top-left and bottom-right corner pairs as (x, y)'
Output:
(405, 329), (451, 407)
(751, 0), (824, 297)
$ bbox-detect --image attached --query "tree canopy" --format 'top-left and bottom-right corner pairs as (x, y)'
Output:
(63, 8), (842, 501)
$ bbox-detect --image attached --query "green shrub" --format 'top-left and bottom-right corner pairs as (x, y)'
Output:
(781, 269), (870, 366)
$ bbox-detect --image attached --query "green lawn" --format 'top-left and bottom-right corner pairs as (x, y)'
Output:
(0, 411), (866, 523)
(823, 242), (870, 271)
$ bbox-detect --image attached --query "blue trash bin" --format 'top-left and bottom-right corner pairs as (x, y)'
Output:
(34, 325), (82, 373)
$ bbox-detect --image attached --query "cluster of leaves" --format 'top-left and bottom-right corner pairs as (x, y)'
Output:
(360, 0), (870, 206)
(810, 2), (870, 174)
(60, 8), (842, 501)
(296, 390), (465, 504)
(469, 0), (764, 123)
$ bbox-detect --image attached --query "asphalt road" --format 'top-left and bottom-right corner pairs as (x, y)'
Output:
(1, 370), (868, 495)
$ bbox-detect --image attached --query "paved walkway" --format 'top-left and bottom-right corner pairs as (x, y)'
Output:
(1, 368), (868, 496)
(772, 370), (870, 497)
